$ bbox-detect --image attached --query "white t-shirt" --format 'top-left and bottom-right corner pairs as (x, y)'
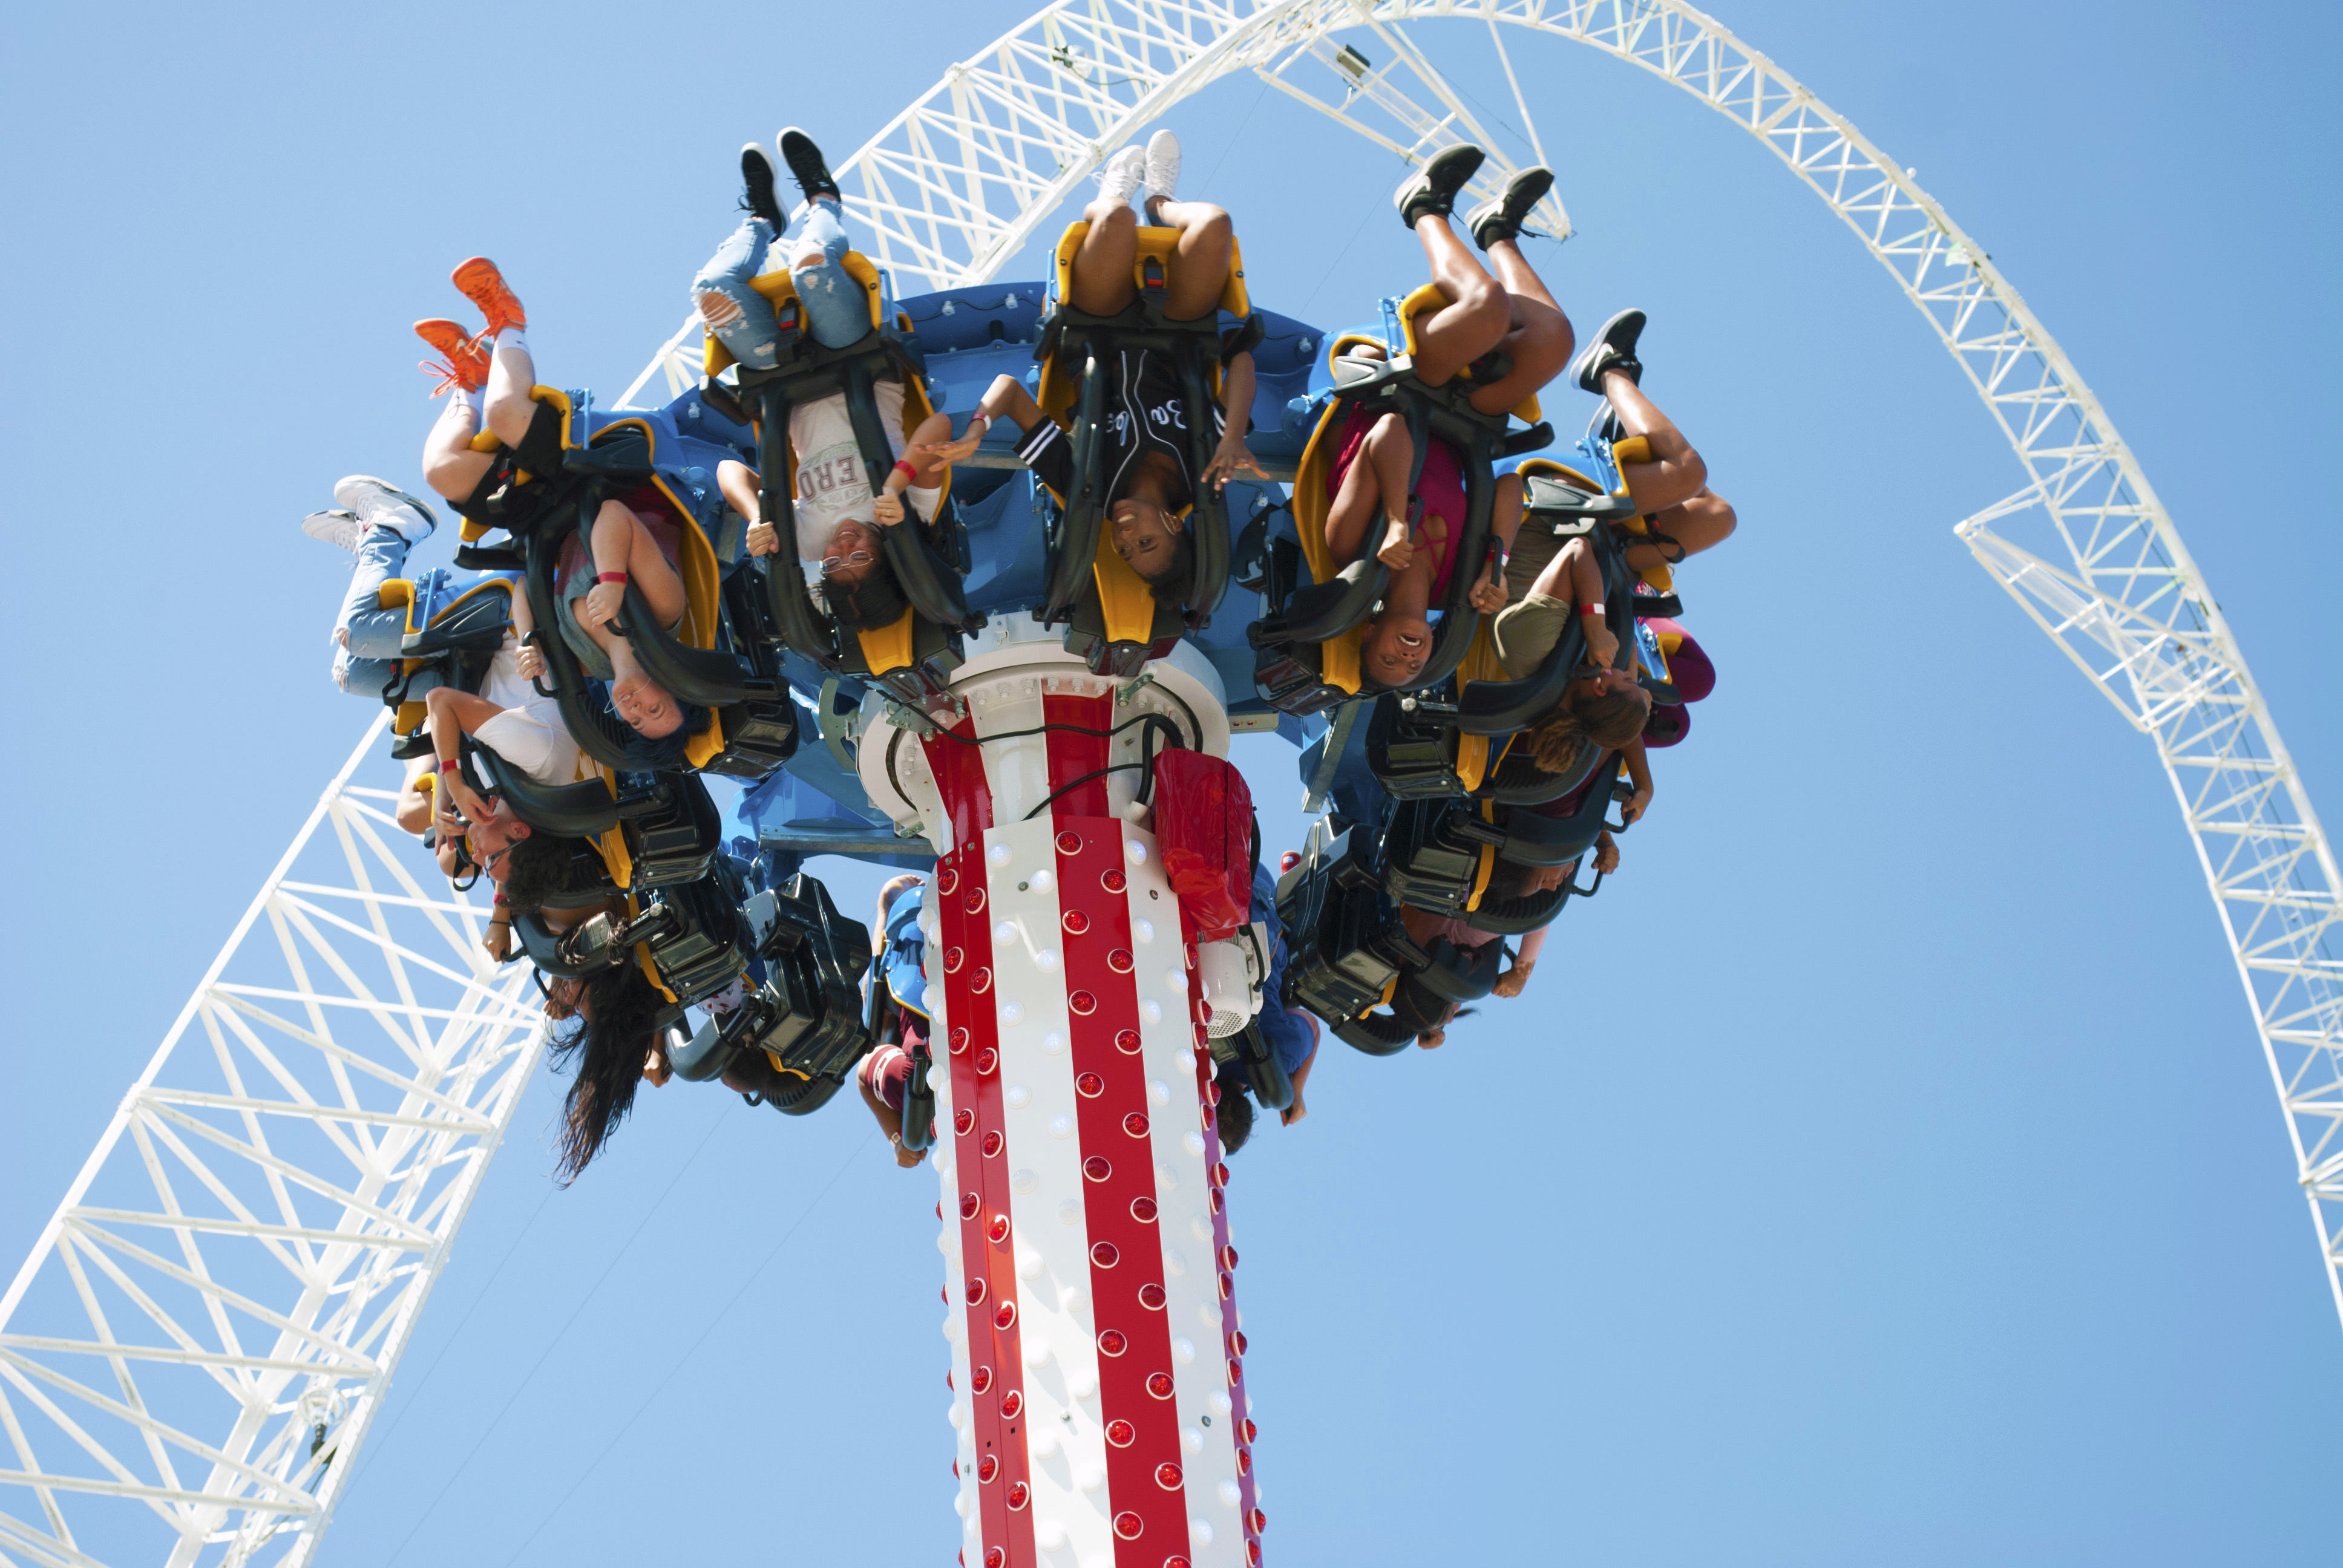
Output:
(473, 632), (588, 786)
(787, 379), (942, 564)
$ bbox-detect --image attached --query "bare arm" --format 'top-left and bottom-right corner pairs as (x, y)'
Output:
(508, 580), (545, 682)
(1619, 740), (1653, 826)
(424, 686), (504, 829)
(1202, 350), (1265, 492)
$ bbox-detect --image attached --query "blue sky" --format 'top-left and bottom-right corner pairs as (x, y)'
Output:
(4, 1), (2340, 1563)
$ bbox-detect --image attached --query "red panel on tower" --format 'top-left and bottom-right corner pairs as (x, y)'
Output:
(1150, 749), (1252, 940)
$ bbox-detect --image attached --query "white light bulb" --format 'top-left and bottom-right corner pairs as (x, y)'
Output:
(1172, 1336), (1196, 1364)
(998, 1000), (1024, 1025)
(1012, 1167), (1040, 1195)
(1059, 1282), (1087, 1314)
(1031, 867), (1055, 893)
(1155, 1164), (1178, 1194)
(1042, 1030), (1067, 1055)
(1190, 1518), (1214, 1546)
(1165, 967), (1187, 993)
(1018, 1250), (1044, 1279)
(1070, 1368), (1099, 1400)
(1148, 1079), (1170, 1106)
(1050, 1114), (1074, 1140)
(1126, 841), (1147, 864)
(1005, 1084), (1031, 1109)
(1218, 1480), (1243, 1509)
(988, 842), (1012, 866)
(1141, 999), (1163, 1023)
(1135, 918), (1156, 944)
(1164, 1247), (1187, 1277)
(1056, 1197), (1081, 1226)
(1184, 1131), (1206, 1157)
(1036, 947), (1060, 971)
(1076, 1462), (1106, 1492)
(1024, 1339), (1054, 1369)
(1035, 1517), (1066, 1548)
(1209, 1391), (1232, 1416)
(994, 920), (1017, 944)
(1181, 1425), (1203, 1454)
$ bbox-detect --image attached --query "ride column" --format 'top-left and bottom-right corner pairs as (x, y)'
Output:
(868, 631), (1262, 1567)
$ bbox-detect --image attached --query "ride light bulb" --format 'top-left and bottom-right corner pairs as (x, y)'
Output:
(1135, 917), (1156, 944)
(1104, 1419), (1135, 1447)
(1091, 1241), (1119, 1268)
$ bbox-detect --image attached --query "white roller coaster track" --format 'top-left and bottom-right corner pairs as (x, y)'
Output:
(5, 2), (2335, 1564)
(0, 720), (545, 1568)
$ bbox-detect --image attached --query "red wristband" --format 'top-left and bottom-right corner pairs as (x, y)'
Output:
(439, 759), (459, 772)
(892, 460), (919, 483)
(597, 571), (628, 584)
(1578, 602), (1604, 616)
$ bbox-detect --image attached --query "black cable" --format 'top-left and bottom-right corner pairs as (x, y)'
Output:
(1021, 762), (1152, 821)
(924, 711), (1182, 748)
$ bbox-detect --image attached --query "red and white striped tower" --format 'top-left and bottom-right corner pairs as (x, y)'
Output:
(860, 616), (1264, 1568)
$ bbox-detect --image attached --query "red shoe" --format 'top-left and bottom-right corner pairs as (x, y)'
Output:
(414, 318), (491, 397)
(450, 256), (527, 339)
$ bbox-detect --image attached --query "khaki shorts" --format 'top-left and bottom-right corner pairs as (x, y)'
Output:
(1490, 593), (1574, 678)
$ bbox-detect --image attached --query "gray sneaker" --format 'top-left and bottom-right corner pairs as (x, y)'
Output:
(301, 508), (366, 552)
(333, 475), (438, 543)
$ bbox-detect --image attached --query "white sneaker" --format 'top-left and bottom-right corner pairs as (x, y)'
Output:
(1144, 129), (1181, 207)
(1095, 145), (1146, 207)
(301, 508), (366, 552)
(333, 475), (439, 543)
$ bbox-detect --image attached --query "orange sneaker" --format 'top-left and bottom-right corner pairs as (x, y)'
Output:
(450, 256), (527, 339)
(414, 318), (491, 397)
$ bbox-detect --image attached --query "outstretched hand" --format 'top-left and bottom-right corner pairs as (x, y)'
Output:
(1202, 437), (1266, 493)
(1621, 785), (1652, 826)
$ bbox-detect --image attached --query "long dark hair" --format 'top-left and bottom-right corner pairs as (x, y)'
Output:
(1213, 1059), (1257, 1155)
(500, 834), (609, 915)
(546, 961), (664, 1181)
(1526, 682), (1649, 772)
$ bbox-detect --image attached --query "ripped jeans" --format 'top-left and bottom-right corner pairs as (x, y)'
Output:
(330, 528), (438, 700)
(690, 197), (866, 370)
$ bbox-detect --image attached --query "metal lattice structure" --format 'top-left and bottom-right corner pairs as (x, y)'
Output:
(10, 1), (2338, 1564)
(0, 719), (546, 1567)
(627, 0), (2343, 1324)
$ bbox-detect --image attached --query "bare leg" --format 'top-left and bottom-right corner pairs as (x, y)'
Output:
(1404, 214), (1509, 388)
(1467, 237), (1573, 416)
(1141, 197), (1234, 321)
(1605, 369), (1707, 517)
(482, 339), (540, 451)
(421, 396), (494, 503)
(1625, 487), (1737, 572)
(1069, 197), (1141, 316)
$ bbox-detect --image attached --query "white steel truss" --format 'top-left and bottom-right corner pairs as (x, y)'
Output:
(0, 718), (547, 1568)
(614, 0), (2343, 1330)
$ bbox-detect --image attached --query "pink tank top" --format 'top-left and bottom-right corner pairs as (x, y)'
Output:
(1328, 404), (1467, 599)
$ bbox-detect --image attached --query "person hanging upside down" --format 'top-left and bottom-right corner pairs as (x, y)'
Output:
(853, 873), (931, 1169)
(693, 130), (957, 593)
(1320, 144), (1576, 687)
(411, 258), (707, 762)
(1487, 526), (1655, 776)
(936, 130), (1264, 605)
(1564, 308), (1737, 577)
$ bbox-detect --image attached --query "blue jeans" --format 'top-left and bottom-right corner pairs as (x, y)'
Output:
(330, 529), (437, 699)
(691, 198), (867, 369)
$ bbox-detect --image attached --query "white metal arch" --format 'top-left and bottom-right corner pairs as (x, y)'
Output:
(5, 5), (2335, 1567)
(621, 0), (2341, 1325)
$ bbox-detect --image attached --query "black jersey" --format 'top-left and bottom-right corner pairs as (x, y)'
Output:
(1018, 346), (1225, 508)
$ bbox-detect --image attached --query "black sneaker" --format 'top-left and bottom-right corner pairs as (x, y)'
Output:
(739, 143), (786, 230)
(1466, 165), (1554, 249)
(1392, 143), (1485, 229)
(1568, 307), (1646, 393)
(777, 126), (840, 204)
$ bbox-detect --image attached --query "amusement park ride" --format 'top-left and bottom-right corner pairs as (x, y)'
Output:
(4, 4), (2338, 1566)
